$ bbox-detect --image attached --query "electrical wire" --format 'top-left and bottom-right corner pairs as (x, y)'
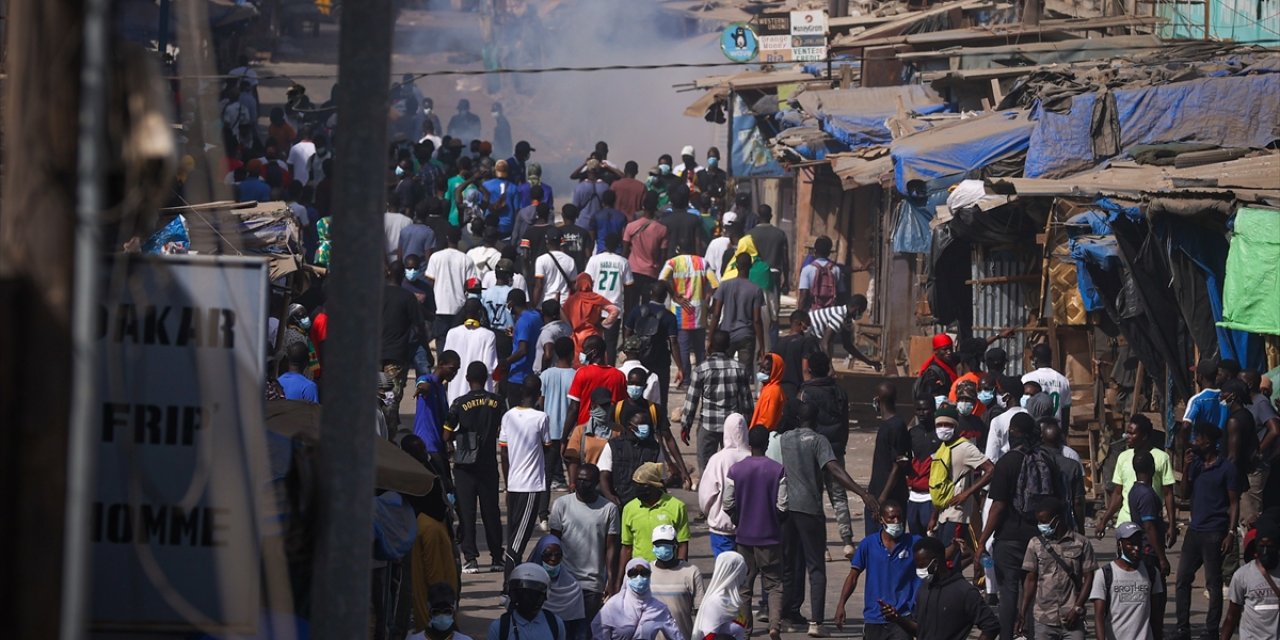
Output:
(164, 59), (811, 82)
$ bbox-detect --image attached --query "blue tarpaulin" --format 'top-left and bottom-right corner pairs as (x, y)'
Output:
(794, 85), (947, 149)
(890, 110), (1036, 193)
(1026, 73), (1280, 178)
(730, 94), (786, 178)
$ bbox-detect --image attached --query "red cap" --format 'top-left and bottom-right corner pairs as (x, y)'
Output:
(932, 334), (953, 350)
(465, 277), (481, 290)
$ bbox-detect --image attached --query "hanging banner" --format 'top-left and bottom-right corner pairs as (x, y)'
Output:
(91, 255), (270, 632)
(757, 9), (828, 63)
(730, 94), (786, 178)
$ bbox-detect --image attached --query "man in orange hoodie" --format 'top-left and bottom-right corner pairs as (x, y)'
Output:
(800, 351), (857, 558)
(750, 352), (787, 430)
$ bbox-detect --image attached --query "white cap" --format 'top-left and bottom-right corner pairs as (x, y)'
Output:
(509, 562), (550, 589)
(651, 524), (678, 543)
(722, 211), (739, 225)
(680, 145), (695, 157)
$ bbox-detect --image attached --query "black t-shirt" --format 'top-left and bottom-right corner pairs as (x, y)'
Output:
(381, 284), (423, 365)
(522, 223), (553, 275)
(659, 210), (707, 258)
(623, 302), (678, 368)
(772, 332), (821, 394)
(424, 214), (452, 251)
(869, 415), (910, 502)
(558, 224), (592, 272)
(446, 389), (506, 466)
(987, 448), (1041, 544)
(1127, 481), (1166, 551)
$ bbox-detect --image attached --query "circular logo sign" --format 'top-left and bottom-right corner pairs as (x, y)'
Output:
(720, 23), (759, 63)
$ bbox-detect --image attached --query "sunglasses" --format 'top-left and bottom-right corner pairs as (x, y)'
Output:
(627, 567), (651, 578)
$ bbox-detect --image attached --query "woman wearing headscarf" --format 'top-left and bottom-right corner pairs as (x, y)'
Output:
(749, 353), (786, 431)
(697, 413), (750, 556)
(691, 551), (749, 640)
(527, 534), (586, 639)
(563, 273), (620, 355)
(592, 558), (686, 640)
(313, 216), (332, 266)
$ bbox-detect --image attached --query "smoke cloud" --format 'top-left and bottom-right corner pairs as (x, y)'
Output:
(396, 0), (725, 197)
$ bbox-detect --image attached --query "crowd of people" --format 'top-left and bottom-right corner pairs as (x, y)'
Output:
(241, 75), (1280, 640)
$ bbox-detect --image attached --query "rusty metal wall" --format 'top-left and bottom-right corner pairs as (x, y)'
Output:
(971, 244), (1038, 360)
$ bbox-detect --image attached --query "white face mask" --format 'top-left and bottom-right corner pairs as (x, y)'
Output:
(935, 427), (955, 441)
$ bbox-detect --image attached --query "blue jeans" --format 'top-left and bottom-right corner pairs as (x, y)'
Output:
(710, 533), (736, 557)
(676, 328), (705, 382)
(413, 345), (432, 379)
(906, 500), (932, 536)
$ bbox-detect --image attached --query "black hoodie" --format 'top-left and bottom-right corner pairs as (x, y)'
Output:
(916, 571), (1001, 640)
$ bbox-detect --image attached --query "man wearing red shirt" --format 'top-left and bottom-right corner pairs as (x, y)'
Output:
(562, 335), (627, 438)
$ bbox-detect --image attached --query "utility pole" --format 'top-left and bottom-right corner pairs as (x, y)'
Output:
(308, 1), (394, 638)
(0, 1), (98, 639)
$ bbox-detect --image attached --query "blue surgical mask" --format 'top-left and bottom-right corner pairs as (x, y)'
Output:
(707, 157), (719, 168)
(429, 614), (454, 631)
(404, 268), (420, 281)
(395, 165), (405, 177)
(934, 395), (947, 409)
(628, 575), (650, 594)
(627, 384), (644, 399)
(978, 390), (995, 405)
(1120, 550), (1137, 565)
(1037, 523), (1056, 537)
(542, 562), (561, 579)
(297, 316), (312, 330)
(653, 543), (675, 562)
(884, 523), (905, 539)
(1019, 395), (1030, 408)
(579, 352), (589, 365)
(658, 163), (672, 175)
(957, 401), (975, 416)
(756, 371), (770, 383)
(636, 424), (652, 440)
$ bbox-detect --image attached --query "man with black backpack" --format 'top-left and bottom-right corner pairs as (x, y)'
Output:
(623, 282), (680, 407)
(978, 412), (1064, 640)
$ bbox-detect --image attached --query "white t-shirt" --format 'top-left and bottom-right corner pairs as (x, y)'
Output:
(1023, 367), (1072, 422)
(598, 437), (664, 473)
(619, 360), (662, 404)
(985, 406), (1027, 463)
(466, 245), (502, 279)
(1090, 561), (1163, 640)
(705, 236), (731, 276)
(499, 407), (551, 493)
(482, 270), (528, 295)
(287, 201), (310, 228)
(442, 324), (497, 403)
(383, 212), (412, 258)
(287, 140), (316, 185)
(425, 248), (477, 315)
(585, 251), (633, 311)
(535, 250), (577, 303)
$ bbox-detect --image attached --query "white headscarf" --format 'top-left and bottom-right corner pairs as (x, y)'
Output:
(691, 551), (748, 638)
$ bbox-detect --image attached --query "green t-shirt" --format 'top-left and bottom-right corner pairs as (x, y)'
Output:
(748, 260), (773, 292)
(620, 493), (690, 561)
(1111, 447), (1174, 523)
(445, 175), (466, 226)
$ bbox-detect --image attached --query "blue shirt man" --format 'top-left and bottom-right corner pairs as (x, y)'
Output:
(414, 371), (452, 454)
(237, 175), (271, 203)
(483, 167), (517, 234)
(507, 296), (543, 385)
(278, 371), (318, 403)
(838, 503), (923, 633)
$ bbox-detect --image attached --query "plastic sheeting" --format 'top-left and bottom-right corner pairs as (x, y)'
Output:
(794, 84), (948, 149)
(891, 110), (1036, 193)
(1026, 73), (1280, 178)
(729, 94), (787, 178)
(1220, 207), (1280, 336)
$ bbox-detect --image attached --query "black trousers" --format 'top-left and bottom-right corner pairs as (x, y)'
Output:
(782, 511), (827, 623)
(453, 463), (503, 564)
(502, 490), (540, 587)
(1177, 528), (1227, 636)
(994, 539), (1032, 640)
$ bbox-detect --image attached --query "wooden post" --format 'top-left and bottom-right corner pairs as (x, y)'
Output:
(0, 0), (88, 637)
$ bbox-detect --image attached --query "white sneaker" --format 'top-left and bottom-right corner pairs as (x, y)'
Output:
(843, 544), (856, 559)
(824, 549), (832, 562)
(538, 517), (550, 532)
(807, 622), (828, 638)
